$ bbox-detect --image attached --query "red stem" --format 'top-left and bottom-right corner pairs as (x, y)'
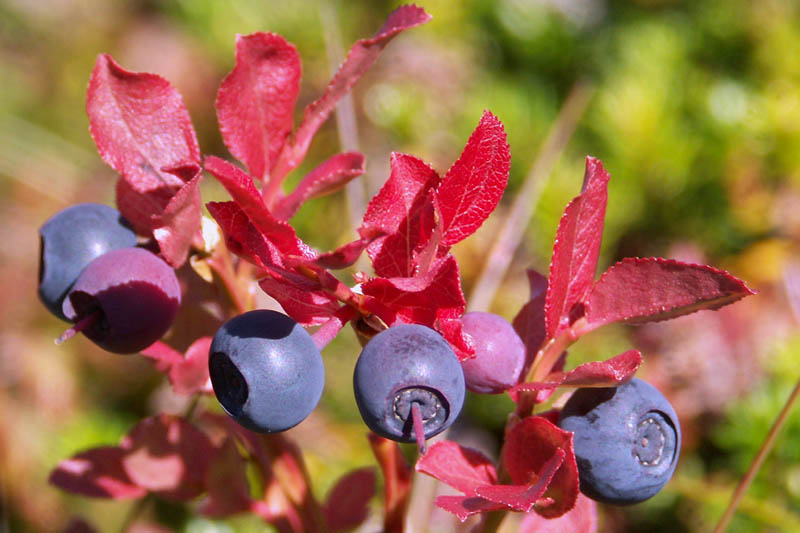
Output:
(55, 310), (100, 345)
(411, 403), (427, 455)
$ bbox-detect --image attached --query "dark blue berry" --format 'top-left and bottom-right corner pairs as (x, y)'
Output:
(62, 247), (181, 354)
(39, 203), (137, 320)
(209, 310), (324, 433)
(353, 324), (465, 442)
(558, 378), (681, 505)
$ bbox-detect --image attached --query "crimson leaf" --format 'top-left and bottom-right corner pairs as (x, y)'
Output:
(198, 437), (252, 517)
(513, 269), (548, 368)
(151, 169), (203, 267)
(323, 468), (376, 532)
(275, 5), (431, 177)
(437, 111), (510, 246)
(474, 449), (565, 512)
(545, 156), (610, 339)
(415, 440), (498, 495)
(520, 493), (598, 533)
(582, 257), (756, 332)
(49, 447), (146, 500)
(216, 32), (301, 182)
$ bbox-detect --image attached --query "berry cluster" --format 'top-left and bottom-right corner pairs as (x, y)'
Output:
(42, 4), (756, 531)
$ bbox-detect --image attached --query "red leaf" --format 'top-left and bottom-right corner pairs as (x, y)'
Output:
(216, 33), (300, 182)
(87, 54), (200, 193)
(545, 156), (610, 339)
(168, 337), (212, 395)
(152, 170), (203, 267)
(120, 414), (214, 501)
(361, 255), (471, 358)
(276, 5), (431, 176)
(199, 437), (252, 517)
(513, 269), (548, 368)
(368, 433), (411, 533)
(323, 468), (376, 532)
(508, 350), (642, 401)
(503, 416), (579, 518)
(520, 493), (598, 533)
(474, 448), (565, 512)
(314, 236), (375, 270)
(433, 495), (507, 522)
(415, 440), (497, 495)
(274, 152), (366, 220)
(259, 271), (340, 326)
(49, 447), (146, 500)
(206, 201), (278, 268)
(204, 156), (314, 261)
(140, 341), (183, 372)
(583, 257), (756, 331)
(115, 177), (175, 235)
(437, 111), (510, 246)
(312, 306), (358, 350)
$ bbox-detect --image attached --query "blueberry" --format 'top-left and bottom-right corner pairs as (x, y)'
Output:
(353, 324), (465, 442)
(209, 310), (324, 433)
(62, 247), (181, 354)
(39, 203), (137, 320)
(460, 311), (526, 394)
(557, 378), (681, 505)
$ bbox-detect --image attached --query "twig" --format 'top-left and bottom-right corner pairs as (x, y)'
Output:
(712, 379), (800, 533)
(467, 82), (594, 313)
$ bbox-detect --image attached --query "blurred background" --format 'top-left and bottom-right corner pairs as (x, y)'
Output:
(2, 0), (800, 531)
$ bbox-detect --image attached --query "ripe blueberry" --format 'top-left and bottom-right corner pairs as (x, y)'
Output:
(38, 203), (137, 320)
(353, 324), (465, 442)
(209, 310), (324, 433)
(62, 247), (181, 354)
(558, 378), (681, 505)
(460, 311), (526, 394)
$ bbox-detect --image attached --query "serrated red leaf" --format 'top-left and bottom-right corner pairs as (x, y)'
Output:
(314, 236), (375, 270)
(545, 156), (610, 339)
(216, 33), (301, 182)
(361, 255), (471, 358)
(437, 111), (510, 246)
(275, 5), (431, 177)
(259, 271), (340, 326)
(204, 156), (314, 261)
(49, 447), (146, 500)
(120, 414), (214, 502)
(508, 350), (642, 402)
(206, 201), (278, 268)
(152, 170), (203, 267)
(198, 437), (252, 517)
(503, 416), (578, 518)
(415, 440), (498, 495)
(474, 448), (565, 512)
(274, 152), (365, 220)
(368, 433), (411, 533)
(583, 257), (756, 331)
(87, 54), (201, 193)
(513, 269), (548, 368)
(520, 493), (597, 533)
(433, 495), (508, 522)
(323, 468), (376, 532)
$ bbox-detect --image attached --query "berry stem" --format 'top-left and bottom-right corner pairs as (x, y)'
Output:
(712, 376), (800, 533)
(410, 403), (427, 455)
(55, 310), (100, 345)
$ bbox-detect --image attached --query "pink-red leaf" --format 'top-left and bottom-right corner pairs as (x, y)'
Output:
(168, 337), (212, 395)
(545, 156), (610, 338)
(152, 169), (203, 267)
(277, 5), (431, 176)
(49, 447), (146, 500)
(520, 493), (598, 533)
(259, 271), (340, 326)
(274, 152), (365, 220)
(87, 54), (200, 193)
(433, 495), (507, 522)
(415, 440), (498, 496)
(120, 414), (214, 502)
(508, 350), (642, 402)
(204, 156), (314, 260)
(206, 201), (278, 268)
(314, 236), (375, 270)
(198, 437), (252, 517)
(437, 111), (510, 246)
(216, 33), (301, 182)
(583, 257), (756, 331)
(474, 448), (565, 512)
(323, 468), (376, 532)
(503, 416), (578, 518)
(513, 269), (548, 369)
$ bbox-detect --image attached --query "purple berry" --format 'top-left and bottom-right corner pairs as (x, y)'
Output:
(38, 203), (137, 320)
(558, 378), (681, 505)
(62, 247), (181, 354)
(460, 311), (526, 394)
(353, 324), (465, 442)
(209, 310), (324, 433)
